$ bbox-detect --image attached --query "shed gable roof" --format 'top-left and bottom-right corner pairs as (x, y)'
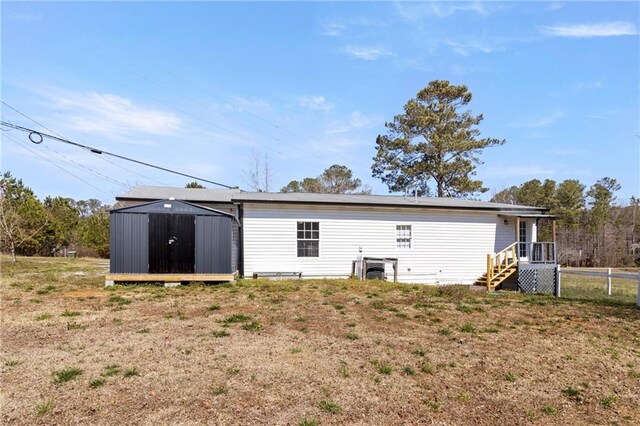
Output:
(111, 199), (234, 217)
(117, 185), (242, 203)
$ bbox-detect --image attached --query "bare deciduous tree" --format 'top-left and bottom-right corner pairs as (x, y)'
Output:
(245, 148), (272, 192)
(0, 173), (49, 261)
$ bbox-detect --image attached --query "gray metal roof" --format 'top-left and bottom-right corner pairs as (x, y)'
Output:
(232, 192), (546, 212)
(117, 186), (546, 212)
(117, 185), (243, 203)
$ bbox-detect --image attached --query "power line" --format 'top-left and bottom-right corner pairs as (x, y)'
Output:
(96, 153), (170, 186)
(2, 100), (170, 186)
(2, 100), (65, 138)
(39, 142), (132, 189)
(4, 132), (114, 197)
(2, 113), (134, 189)
(0, 120), (237, 189)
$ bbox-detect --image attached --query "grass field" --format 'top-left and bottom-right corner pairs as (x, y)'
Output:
(1, 256), (639, 425)
(560, 268), (639, 307)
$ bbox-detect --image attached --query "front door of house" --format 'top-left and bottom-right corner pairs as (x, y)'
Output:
(518, 221), (528, 260)
(148, 213), (195, 274)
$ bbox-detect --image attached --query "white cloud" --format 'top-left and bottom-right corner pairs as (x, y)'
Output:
(541, 22), (638, 37)
(38, 88), (182, 139)
(395, 1), (509, 21)
(450, 64), (468, 76)
(426, 2), (490, 17)
(572, 80), (603, 90)
(327, 111), (381, 134)
(342, 45), (394, 61)
(348, 111), (377, 129)
(544, 3), (565, 12)
(310, 135), (363, 155)
(320, 17), (388, 37)
(321, 22), (347, 37)
(588, 109), (620, 120)
(4, 3), (43, 22)
(445, 38), (502, 56)
(221, 96), (272, 114)
(6, 11), (43, 22)
(298, 96), (334, 111)
(511, 111), (565, 129)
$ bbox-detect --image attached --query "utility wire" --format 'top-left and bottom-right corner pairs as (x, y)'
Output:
(39, 142), (132, 189)
(2, 100), (65, 138)
(0, 120), (237, 189)
(5, 132), (113, 197)
(2, 100), (170, 186)
(2, 114), (132, 189)
(95, 153), (170, 186)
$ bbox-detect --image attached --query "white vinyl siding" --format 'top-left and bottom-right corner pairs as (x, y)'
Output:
(243, 204), (518, 284)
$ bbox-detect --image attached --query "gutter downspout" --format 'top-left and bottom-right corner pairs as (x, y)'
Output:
(237, 203), (244, 278)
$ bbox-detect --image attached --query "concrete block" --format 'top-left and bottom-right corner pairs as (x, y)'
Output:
(104, 280), (115, 287)
(164, 282), (181, 288)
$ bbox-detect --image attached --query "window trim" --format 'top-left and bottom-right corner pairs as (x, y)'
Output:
(396, 224), (412, 249)
(296, 221), (320, 258)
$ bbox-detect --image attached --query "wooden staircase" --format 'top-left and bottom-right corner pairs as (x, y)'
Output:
(474, 242), (518, 291)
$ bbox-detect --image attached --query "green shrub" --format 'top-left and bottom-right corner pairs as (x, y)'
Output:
(223, 313), (252, 323)
(319, 400), (342, 414)
(242, 321), (263, 332)
(345, 332), (359, 340)
(89, 378), (106, 389)
(53, 368), (83, 384)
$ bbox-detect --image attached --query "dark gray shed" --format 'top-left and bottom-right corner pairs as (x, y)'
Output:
(110, 199), (237, 275)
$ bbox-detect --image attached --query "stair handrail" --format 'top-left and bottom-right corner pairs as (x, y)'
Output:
(486, 241), (518, 290)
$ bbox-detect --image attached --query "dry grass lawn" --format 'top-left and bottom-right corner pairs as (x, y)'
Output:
(1, 256), (639, 425)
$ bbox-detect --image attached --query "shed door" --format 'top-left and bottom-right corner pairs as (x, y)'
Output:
(149, 214), (195, 274)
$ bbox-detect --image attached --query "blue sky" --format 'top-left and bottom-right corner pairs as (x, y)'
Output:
(2, 1), (638, 204)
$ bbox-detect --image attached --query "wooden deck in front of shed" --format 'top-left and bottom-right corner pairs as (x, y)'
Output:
(105, 272), (238, 286)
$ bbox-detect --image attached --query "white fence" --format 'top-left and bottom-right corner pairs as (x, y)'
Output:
(557, 266), (640, 307)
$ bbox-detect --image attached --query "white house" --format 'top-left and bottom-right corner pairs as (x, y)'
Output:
(114, 186), (554, 287)
(235, 192), (551, 285)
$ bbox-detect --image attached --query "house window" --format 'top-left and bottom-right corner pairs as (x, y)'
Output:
(297, 221), (319, 257)
(396, 225), (412, 249)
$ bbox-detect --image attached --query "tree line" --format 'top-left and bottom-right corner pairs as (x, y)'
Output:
(1, 172), (110, 261)
(491, 177), (638, 267)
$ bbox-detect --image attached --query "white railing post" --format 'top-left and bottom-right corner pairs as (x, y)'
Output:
(555, 265), (561, 297)
(607, 268), (612, 296)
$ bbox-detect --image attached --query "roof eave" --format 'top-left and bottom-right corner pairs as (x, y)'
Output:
(231, 198), (547, 213)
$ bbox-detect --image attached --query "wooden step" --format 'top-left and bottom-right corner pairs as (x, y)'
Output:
(475, 266), (518, 289)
